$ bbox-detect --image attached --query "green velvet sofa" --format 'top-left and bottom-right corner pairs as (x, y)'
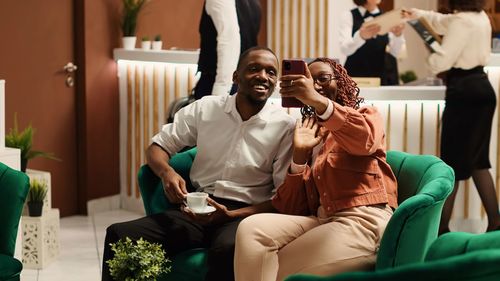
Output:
(138, 149), (455, 280)
(0, 162), (30, 281)
(285, 231), (500, 281)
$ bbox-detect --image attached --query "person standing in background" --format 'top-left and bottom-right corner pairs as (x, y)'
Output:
(194, 0), (261, 99)
(405, 0), (500, 233)
(339, 0), (405, 85)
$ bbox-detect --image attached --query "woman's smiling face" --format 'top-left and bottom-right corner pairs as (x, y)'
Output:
(308, 61), (338, 102)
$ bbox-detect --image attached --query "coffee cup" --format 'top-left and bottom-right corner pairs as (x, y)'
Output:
(186, 192), (209, 213)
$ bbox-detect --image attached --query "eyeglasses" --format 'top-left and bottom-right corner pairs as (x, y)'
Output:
(313, 74), (337, 86)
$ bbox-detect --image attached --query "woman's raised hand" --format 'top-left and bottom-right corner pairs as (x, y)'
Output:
(292, 117), (323, 164)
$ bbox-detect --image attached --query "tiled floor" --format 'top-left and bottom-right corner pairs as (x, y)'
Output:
(20, 210), (142, 281)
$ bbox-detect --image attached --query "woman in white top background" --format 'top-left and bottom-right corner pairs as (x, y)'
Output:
(406, 0), (500, 233)
(338, 0), (405, 85)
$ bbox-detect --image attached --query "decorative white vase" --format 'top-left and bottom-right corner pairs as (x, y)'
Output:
(141, 40), (151, 50)
(122, 36), (137, 50)
(152, 41), (163, 51)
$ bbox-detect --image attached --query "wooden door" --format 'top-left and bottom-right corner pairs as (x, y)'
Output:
(0, 0), (79, 216)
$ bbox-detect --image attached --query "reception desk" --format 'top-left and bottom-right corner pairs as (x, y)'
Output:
(114, 50), (500, 233)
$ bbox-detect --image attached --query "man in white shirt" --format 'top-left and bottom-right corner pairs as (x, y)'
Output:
(102, 47), (295, 281)
(194, 0), (261, 99)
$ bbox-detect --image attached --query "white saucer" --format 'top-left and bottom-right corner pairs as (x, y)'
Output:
(192, 205), (216, 215)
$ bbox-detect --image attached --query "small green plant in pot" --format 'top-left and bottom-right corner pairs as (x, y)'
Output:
(5, 113), (60, 172)
(122, 0), (148, 37)
(107, 237), (171, 281)
(27, 178), (48, 217)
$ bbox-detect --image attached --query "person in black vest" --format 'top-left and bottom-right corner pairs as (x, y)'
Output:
(339, 0), (405, 85)
(194, 0), (261, 99)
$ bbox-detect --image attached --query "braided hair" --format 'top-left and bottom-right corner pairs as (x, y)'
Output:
(309, 57), (363, 109)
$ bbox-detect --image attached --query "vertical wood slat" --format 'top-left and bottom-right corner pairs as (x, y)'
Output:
(134, 65), (141, 198)
(419, 103), (424, 154)
(126, 65), (133, 197)
(164, 66), (171, 121)
(271, 0), (277, 54)
(314, 0), (320, 57)
(305, 0), (311, 57)
(386, 103), (391, 150)
(141, 68), (150, 198)
(153, 67), (159, 134)
(323, 0), (329, 57)
(297, 0), (302, 58)
(188, 67), (195, 95)
(403, 103), (408, 152)
(175, 67), (181, 100)
(279, 0), (285, 59)
(436, 103), (441, 156)
(288, 0), (294, 58)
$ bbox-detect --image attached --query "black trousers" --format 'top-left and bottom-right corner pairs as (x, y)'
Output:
(102, 198), (248, 281)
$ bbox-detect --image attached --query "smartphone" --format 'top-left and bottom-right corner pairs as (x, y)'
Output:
(281, 59), (306, 108)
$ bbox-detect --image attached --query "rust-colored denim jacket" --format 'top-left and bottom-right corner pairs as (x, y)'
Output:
(272, 104), (398, 217)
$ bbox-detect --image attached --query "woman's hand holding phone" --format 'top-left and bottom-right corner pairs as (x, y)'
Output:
(280, 60), (328, 113)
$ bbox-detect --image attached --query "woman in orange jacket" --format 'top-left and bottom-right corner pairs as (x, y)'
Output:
(234, 58), (397, 281)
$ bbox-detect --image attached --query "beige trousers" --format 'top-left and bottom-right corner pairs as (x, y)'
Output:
(234, 205), (393, 281)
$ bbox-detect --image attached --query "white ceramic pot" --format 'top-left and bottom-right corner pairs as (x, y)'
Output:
(122, 36), (137, 50)
(141, 40), (151, 50)
(152, 41), (163, 51)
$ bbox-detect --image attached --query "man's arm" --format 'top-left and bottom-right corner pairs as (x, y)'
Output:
(146, 143), (188, 204)
(206, 0), (240, 96)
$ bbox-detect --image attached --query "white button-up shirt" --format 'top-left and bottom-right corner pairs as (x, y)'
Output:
(151, 95), (295, 204)
(414, 9), (491, 74)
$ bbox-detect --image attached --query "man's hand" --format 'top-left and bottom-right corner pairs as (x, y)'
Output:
(182, 197), (234, 226)
(161, 170), (188, 204)
(390, 23), (405, 37)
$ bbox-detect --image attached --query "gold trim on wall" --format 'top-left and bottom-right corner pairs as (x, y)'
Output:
(403, 103), (408, 152)
(271, 0), (277, 54)
(153, 67), (159, 134)
(288, 0), (294, 58)
(126, 65), (133, 197)
(419, 103), (424, 154)
(305, 0), (311, 57)
(464, 180), (470, 219)
(323, 0), (328, 57)
(386, 103), (391, 150)
(297, 0), (303, 57)
(279, 0), (285, 59)
(134, 65), (141, 198)
(436, 103), (441, 156)
(314, 0), (320, 57)
(174, 67), (181, 100)
(164, 66), (171, 120)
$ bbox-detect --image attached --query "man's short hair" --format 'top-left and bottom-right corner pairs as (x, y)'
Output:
(236, 46), (278, 71)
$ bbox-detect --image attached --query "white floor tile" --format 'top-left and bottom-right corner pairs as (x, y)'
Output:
(19, 209), (142, 281)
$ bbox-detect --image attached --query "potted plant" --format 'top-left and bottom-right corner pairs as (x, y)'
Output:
(400, 70), (418, 84)
(107, 237), (171, 281)
(152, 34), (162, 51)
(27, 178), (48, 217)
(121, 0), (148, 50)
(5, 113), (60, 172)
(141, 36), (151, 50)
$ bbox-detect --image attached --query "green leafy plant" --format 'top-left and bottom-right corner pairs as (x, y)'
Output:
(5, 113), (60, 172)
(107, 237), (171, 281)
(154, 34), (161, 41)
(122, 0), (148, 37)
(142, 36), (149, 41)
(28, 178), (48, 203)
(400, 70), (418, 84)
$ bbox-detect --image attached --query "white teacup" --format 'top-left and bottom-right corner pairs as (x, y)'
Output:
(186, 192), (209, 213)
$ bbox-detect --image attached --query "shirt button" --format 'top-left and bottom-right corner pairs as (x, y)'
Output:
(323, 192), (327, 197)
(310, 195), (314, 199)
(317, 175), (321, 180)
(327, 206), (331, 211)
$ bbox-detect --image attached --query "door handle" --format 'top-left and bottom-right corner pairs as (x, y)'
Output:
(63, 62), (77, 87)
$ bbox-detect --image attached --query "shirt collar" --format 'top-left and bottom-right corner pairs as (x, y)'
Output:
(224, 93), (274, 122)
(358, 6), (380, 16)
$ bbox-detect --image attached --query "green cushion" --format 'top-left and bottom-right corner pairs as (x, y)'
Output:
(0, 163), (29, 257)
(285, 250), (500, 281)
(0, 251), (22, 281)
(426, 231), (500, 261)
(156, 249), (207, 281)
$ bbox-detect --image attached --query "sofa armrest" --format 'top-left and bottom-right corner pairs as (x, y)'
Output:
(138, 147), (197, 215)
